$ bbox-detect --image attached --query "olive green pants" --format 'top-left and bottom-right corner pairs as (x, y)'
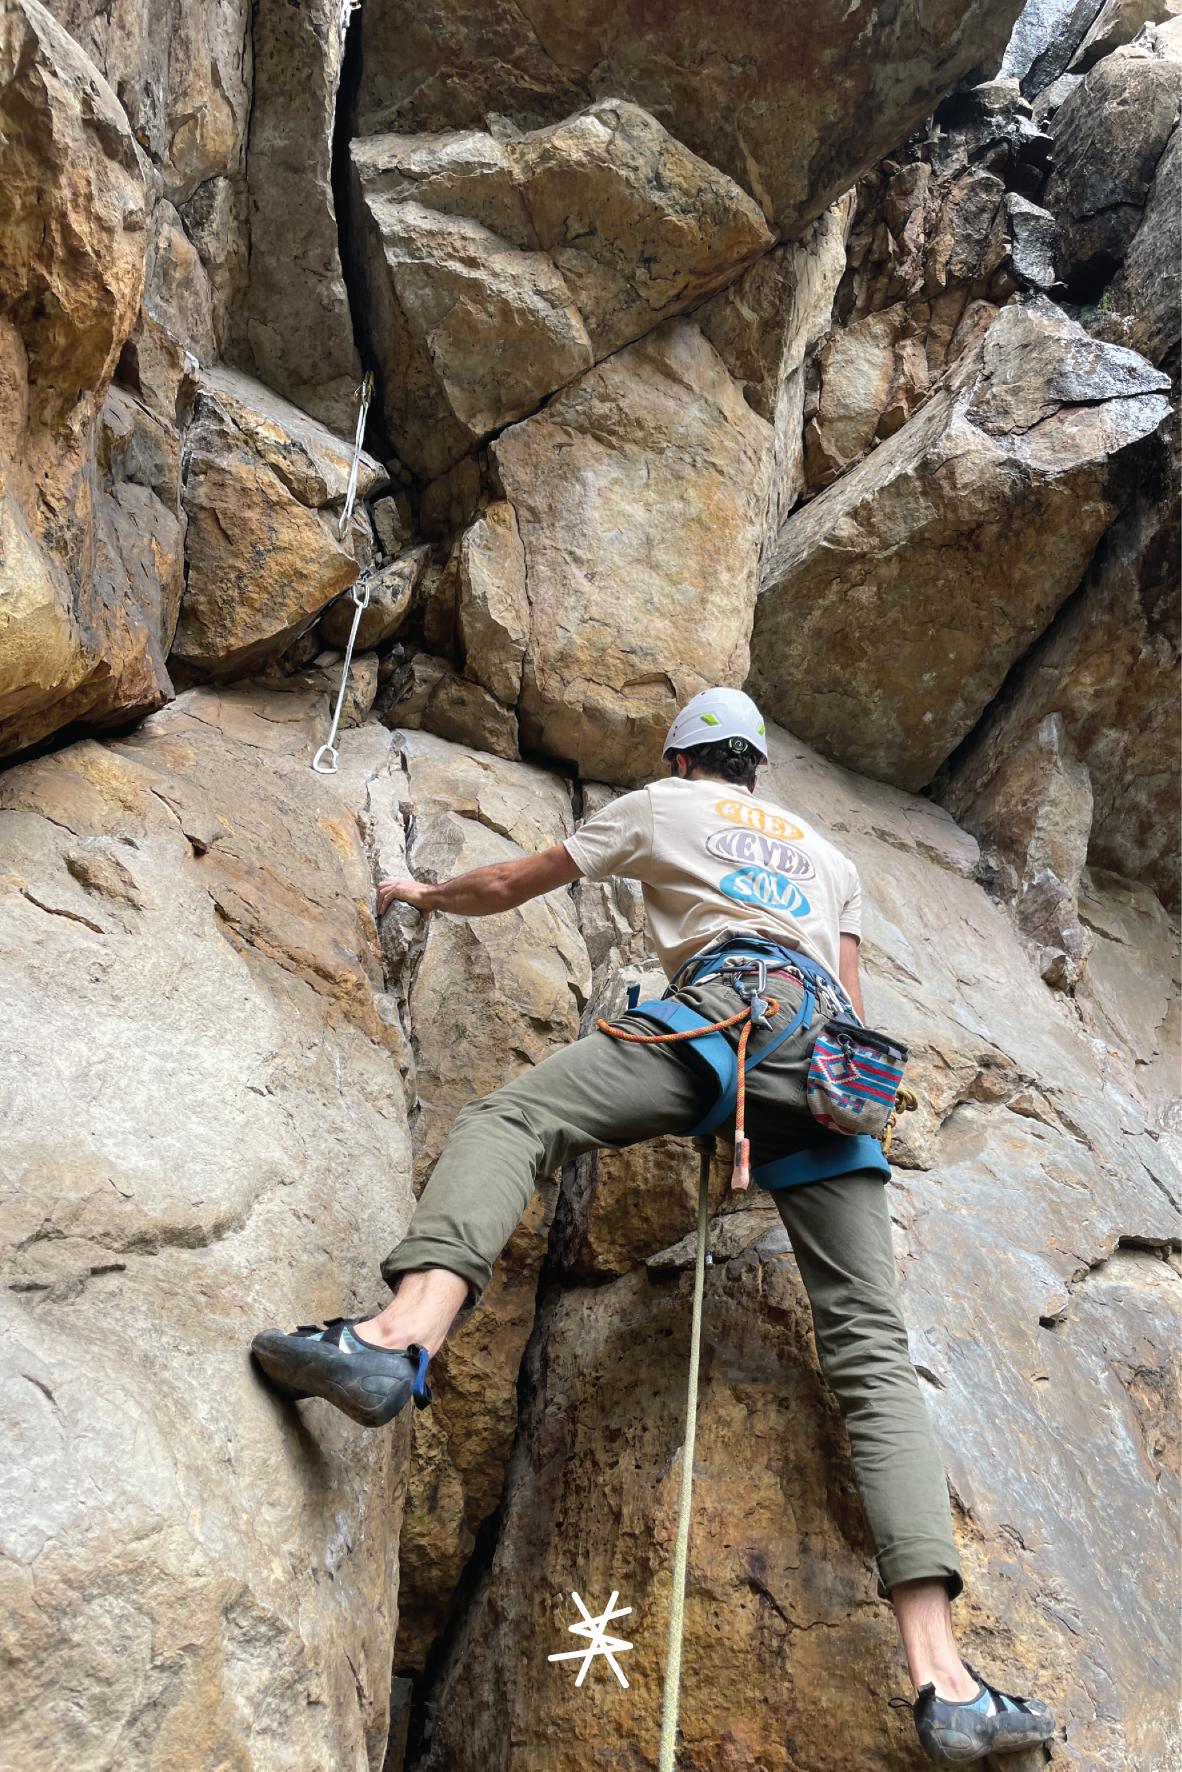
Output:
(385, 976), (962, 1597)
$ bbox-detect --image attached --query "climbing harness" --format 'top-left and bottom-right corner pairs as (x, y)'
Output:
(656, 1136), (712, 1772)
(312, 374), (375, 776)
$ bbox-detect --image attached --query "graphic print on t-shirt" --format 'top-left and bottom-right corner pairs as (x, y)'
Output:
(709, 801), (814, 916)
(712, 800), (804, 841)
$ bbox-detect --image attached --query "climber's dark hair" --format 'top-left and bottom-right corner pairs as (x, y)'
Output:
(672, 737), (761, 790)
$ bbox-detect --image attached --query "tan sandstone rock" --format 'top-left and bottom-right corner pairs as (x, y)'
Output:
(351, 101), (769, 481)
(696, 194), (856, 533)
(932, 424), (1180, 910)
(0, 0), (158, 759)
(494, 319), (773, 786)
(750, 299), (1172, 793)
(0, 689), (417, 1772)
(354, 0), (1025, 235)
(378, 729), (590, 1677)
(458, 501), (529, 708)
(172, 367), (382, 680)
(44, 0), (252, 354)
(231, 0), (361, 434)
(418, 718), (1180, 1772)
(320, 545), (430, 652)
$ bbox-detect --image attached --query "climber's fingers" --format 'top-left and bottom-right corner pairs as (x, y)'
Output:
(377, 876), (432, 916)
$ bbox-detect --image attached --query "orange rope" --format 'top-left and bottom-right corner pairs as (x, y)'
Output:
(597, 999), (779, 1194)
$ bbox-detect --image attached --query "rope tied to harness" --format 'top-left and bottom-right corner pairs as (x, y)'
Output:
(597, 999), (779, 1193)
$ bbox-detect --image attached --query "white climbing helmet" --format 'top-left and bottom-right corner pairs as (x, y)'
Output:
(662, 687), (768, 763)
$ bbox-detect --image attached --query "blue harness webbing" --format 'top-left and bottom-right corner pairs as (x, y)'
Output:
(624, 938), (890, 1185)
(752, 1135), (891, 1190)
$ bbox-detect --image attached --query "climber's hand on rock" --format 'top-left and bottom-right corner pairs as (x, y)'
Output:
(377, 876), (432, 916)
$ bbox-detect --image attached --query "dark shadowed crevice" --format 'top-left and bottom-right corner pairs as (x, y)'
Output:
(331, 1), (383, 450)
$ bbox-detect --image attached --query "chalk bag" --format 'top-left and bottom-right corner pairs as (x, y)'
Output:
(807, 1019), (908, 1139)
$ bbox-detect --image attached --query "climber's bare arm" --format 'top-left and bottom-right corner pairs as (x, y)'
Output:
(839, 931), (864, 1020)
(377, 841), (582, 918)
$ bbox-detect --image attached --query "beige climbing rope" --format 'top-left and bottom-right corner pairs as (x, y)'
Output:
(312, 374), (374, 776)
(657, 1138), (712, 1772)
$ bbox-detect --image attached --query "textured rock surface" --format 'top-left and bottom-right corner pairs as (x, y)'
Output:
(321, 547), (430, 653)
(351, 101), (769, 480)
(750, 300), (1172, 791)
(457, 502), (529, 709)
(952, 711), (1096, 986)
(231, 0), (360, 433)
(1106, 117), (1182, 364)
(496, 319), (773, 786)
(933, 425), (1180, 911)
(1000, 0), (1108, 89)
(697, 196), (855, 530)
(419, 722), (1180, 1772)
(0, 688), (417, 1772)
(385, 731), (590, 1673)
(801, 85), (1063, 498)
(0, 0), (157, 758)
(1045, 38), (1182, 299)
(172, 367), (382, 680)
(354, 0), (1026, 234)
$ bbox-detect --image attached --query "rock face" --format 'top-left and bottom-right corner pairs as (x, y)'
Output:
(496, 319), (773, 786)
(351, 101), (770, 481)
(1044, 37), (1182, 300)
(799, 82), (1062, 498)
(418, 722), (1179, 1772)
(353, 0), (1026, 234)
(231, 0), (361, 433)
(381, 731), (590, 1673)
(1108, 116), (1181, 364)
(750, 300), (1171, 792)
(952, 710), (1097, 986)
(0, 688), (417, 1772)
(0, 0), (155, 758)
(172, 367), (382, 680)
(933, 432), (1181, 911)
(3, 0), (1181, 1767)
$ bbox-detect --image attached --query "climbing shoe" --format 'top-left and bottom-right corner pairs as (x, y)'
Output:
(251, 1318), (432, 1428)
(892, 1666), (1055, 1763)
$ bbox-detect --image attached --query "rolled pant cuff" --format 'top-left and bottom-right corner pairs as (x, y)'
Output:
(381, 1235), (491, 1307)
(874, 1539), (964, 1601)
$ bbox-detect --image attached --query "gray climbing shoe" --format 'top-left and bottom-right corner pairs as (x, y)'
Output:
(893, 1666), (1055, 1763)
(251, 1318), (432, 1428)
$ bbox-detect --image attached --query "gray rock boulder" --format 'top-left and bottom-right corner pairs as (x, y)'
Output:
(354, 0), (1027, 234)
(1045, 39), (1181, 300)
(750, 299), (1171, 792)
(0, 690), (418, 1772)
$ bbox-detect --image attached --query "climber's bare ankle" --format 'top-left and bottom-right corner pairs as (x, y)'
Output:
(891, 1578), (978, 1701)
(355, 1267), (468, 1357)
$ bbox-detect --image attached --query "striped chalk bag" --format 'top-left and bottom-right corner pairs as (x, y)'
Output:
(806, 1018), (908, 1140)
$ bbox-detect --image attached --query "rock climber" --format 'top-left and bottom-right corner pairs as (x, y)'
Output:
(253, 687), (1055, 1765)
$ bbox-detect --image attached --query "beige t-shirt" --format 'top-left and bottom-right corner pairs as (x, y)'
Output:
(564, 777), (861, 981)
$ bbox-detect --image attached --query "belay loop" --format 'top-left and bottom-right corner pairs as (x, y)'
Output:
(312, 374), (375, 777)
